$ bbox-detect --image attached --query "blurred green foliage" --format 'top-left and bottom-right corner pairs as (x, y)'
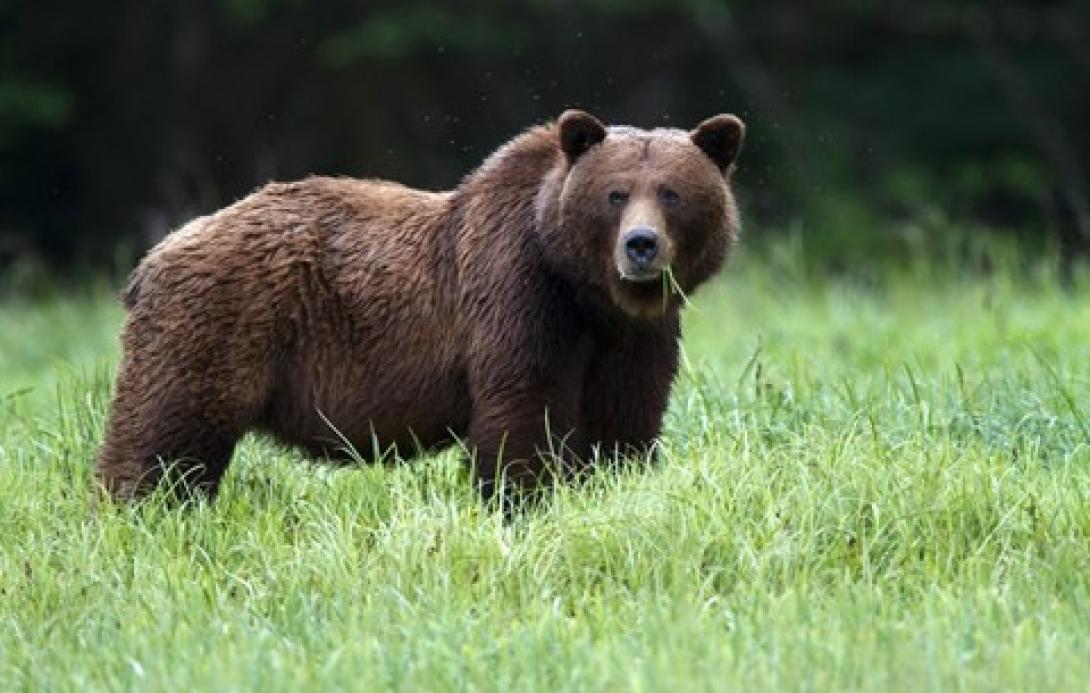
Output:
(0, 0), (1087, 271)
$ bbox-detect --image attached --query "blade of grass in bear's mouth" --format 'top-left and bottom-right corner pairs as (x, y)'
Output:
(619, 270), (663, 283)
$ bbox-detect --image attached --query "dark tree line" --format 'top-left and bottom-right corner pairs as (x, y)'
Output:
(2, 0), (1088, 271)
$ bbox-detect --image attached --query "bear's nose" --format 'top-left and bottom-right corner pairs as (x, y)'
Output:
(623, 227), (660, 268)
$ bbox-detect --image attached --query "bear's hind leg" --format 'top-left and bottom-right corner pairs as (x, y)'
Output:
(95, 351), (261, 503)
(95, 391), (243, 503)
(163, 437), (238, 502)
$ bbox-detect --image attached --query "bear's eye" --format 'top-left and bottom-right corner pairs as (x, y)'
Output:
(608, 190), (629, 208)
(661, 188), (681, 207)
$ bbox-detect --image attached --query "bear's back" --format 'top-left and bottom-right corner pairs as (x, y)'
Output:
(120, 176), (470, 457)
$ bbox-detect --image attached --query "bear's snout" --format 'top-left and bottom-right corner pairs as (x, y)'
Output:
(618, 225), (669, 282)
(624, 227), (660, 269)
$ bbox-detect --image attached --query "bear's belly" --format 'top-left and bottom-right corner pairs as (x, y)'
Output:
(262, 356), (470, 462)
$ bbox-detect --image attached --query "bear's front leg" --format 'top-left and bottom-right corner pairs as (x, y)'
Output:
(468, 378), (586, 509)
(461, 266), (594, 509)
(579, 319), (681, 469)
(466, 314), (594, 509)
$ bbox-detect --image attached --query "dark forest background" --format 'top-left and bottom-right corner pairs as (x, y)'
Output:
(2, 0), (1089, 277)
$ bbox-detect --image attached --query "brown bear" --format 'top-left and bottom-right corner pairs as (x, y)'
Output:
(95, 109), (744, 505)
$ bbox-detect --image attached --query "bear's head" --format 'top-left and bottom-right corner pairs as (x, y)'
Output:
(537, 110), (744, 320)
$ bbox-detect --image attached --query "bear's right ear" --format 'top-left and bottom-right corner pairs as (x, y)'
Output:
(558, 110), (607, 164)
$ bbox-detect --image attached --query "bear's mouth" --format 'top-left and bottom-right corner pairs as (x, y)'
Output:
(617, 267), (664, 283)
(609, 270), (675, 319)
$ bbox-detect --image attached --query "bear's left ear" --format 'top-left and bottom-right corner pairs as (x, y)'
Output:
(558, 109), (607, 164)
(691, 114), (745, 172)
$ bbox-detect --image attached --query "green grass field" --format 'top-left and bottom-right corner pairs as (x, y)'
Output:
(2, 244), (1089, 691)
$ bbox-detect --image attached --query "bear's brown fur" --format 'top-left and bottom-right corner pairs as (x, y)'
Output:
(95, 110), (744, 505)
